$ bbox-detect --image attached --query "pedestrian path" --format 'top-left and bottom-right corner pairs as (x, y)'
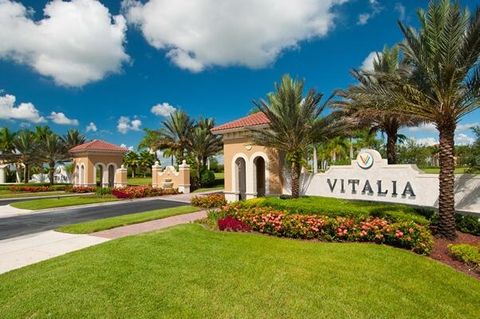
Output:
(0, 205), (32, 218)
(0, 210), (207, 274)
(92, 210), (207, 239)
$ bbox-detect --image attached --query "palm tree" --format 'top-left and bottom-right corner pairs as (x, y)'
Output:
(41, 132), (66, 185)
(325, 136), (349, 163)
(335, 46), (421, 164)
(14, 130), (38, 183)
(0, 127), (16, 155)
(138, 150), (156, 177)
(357, 0), (480, 239)
(61, 129), (86, 151)
(250, 74), (340, 198)
(188, 118), (222, 176)
(123, 151), (139, 178)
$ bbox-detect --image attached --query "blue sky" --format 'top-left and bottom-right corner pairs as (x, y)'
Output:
(0, 0), (479, 150)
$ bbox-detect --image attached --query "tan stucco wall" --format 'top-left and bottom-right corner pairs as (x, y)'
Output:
(152, 161), (191, 193)
(72, 152), (124, 186)
(223, 135), (284, 196)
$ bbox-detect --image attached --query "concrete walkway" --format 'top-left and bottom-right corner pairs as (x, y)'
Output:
(0, 205), (32, 218)
(0, 231), (109, 274)
(92, 210), (207, 239)
(0, 210), (207, 274)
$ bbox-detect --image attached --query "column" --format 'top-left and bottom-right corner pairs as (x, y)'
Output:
(313, 145), (318, 174)
(151, 161), (161, 188)
(178, 160), (190, 193)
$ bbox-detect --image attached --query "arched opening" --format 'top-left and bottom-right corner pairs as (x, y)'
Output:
(253, 156), (266, 197)
(235, 158), (246, 200)
(95, 164), (104, 187)
(79, 165), (85, 186)
(108, 164), (115, 188)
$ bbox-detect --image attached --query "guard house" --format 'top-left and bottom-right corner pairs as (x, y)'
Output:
(212, 112), (284, 202)
(70, 140), (128, 188)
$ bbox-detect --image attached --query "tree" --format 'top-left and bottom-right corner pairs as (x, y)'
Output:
(466, 126), (480, 172)
(123, 151), (139, 178)
(250, 74), (340, 198)
(138, 150), (156, 177)
(0, 127), (16, 155)
(335, 46), (421, 164)
(187, 118), (222, 176)
(41, 132), (66, 185)
(14, 130), (38, 183)
(359, 0), (480, 239)
(61, 129), (86, 151)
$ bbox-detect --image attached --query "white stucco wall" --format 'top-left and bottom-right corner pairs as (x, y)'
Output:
(284, 149), (480, 214)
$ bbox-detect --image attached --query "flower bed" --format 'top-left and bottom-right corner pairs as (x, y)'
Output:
(216, 205), (433, 255)
(66, 186), (96, 193)
(111, 186), (179, 199)
(191, 193), (226, 208)
(8, 185), (52, 192)
(448, 244), (480, 270)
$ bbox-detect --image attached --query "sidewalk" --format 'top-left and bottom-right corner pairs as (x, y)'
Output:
(0, 210), (207, 274)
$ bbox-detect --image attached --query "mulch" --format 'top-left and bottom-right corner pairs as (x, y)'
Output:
(430, 231), (480, 280)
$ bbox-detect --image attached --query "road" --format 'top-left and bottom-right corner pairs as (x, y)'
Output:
(0, 199), (187, 240)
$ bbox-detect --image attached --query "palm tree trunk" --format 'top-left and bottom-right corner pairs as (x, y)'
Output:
(49, 161), (55, 185)
(437, 125), (456, 239)
(386, 132), (397, 164)
(23, 163), (28, 183)
(291, 161), (301, 198)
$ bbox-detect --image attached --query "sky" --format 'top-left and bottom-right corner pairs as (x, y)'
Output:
(0, 0), (479, 151)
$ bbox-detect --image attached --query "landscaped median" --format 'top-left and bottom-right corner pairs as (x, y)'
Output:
(57, 206), (199, 234)
(10, 195), (118, 210)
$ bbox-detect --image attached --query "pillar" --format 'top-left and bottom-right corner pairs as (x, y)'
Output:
(151, 161), (161, 188)
(313, 145), (318, 174)
(0, 165), (6, 184)
(114, 165), (128, 188)
(178, 160), (191, 193)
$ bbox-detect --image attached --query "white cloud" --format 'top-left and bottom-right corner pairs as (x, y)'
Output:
(117, 116), (142, 134)
(48, 112), (79, 125)
(86, 122), (98, 132)
(395, 3), (406, 20)
(360, 51), (381, 71)
(122, 0), (347, 72)
(413, 137), (438, 146)
(0, 0), (129, 87)
(120, 143), (134, 151)
(0, 93), (45, 123)
(406, 123), (437, 133)
(357, 0), (382, 25)
(455, 133), (475, 145)
(151, 102), (177, 117)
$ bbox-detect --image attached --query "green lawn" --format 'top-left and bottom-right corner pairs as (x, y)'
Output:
(127, 177), (152, 186)
(57, 206), (199, 234)
(0, 190), (66, 199)
(10, 195), (118, 210)
(0, 224), (479, 318)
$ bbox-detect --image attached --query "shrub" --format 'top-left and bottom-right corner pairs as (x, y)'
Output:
(96, 187), (112, 196)
(200, 169), (216, 187)
(455, 215), (480, 236)
(8, 185), (52, 192)
(191, 193), (226, 208)
(218, 216), (250, 232)
(240, 197), (429, 225)
(448, 244), (480, 269)
(218, 205), (433, 255)
(111, 186), (179, 199)
(66, 186), (96, 193)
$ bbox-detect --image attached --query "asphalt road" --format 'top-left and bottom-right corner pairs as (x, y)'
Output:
(0, 199), (187, 240)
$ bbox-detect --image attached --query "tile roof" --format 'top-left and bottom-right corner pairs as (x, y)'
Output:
(69, 139), (128, 153)
(211, 112), (270, 133)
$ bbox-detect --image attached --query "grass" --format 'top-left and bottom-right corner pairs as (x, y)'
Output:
(127, 177), (152, 186)
(0, 190), (66, 199)
(0, 224), (479, 318)
(242, 196), (431, 225)
(57, 205), (199, 234)
(10, 195), (118, 210)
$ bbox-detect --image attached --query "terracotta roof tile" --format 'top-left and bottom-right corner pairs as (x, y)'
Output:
(69, 140), (128, 153)
(211, 112), (270, 132)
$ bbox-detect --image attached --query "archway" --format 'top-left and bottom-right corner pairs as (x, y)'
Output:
(253, 156), (266, 197)
(235, 157), (246, 200)
(95, 164), (104, 187)
(107, 164), (115, 188)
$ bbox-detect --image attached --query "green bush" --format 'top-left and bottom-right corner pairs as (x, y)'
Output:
(0, 183), (69, 191)
(96, 187), (113, 196)
(191, 193), (226, 208)
(455, 215), (480, 236)
(448, 244), (480, 268)
(200, 169), (216, 187)
(240, 197), (429, 225)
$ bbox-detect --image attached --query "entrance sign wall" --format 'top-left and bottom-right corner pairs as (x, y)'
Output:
(295, 149), (480, 214)
(152, 160), (191, 193)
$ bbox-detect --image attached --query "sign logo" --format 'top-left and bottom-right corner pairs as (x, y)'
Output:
(357, 152), (373, 169)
